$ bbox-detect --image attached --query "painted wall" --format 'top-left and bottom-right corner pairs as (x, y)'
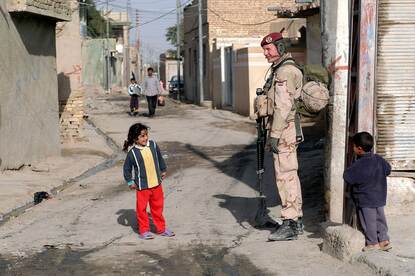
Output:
(234, 47), (270, 117)
(0, 4), (61, 169)
(81, 38), (121, 89)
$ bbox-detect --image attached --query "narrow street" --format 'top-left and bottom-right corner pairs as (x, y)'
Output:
(0, 90), (374, 275)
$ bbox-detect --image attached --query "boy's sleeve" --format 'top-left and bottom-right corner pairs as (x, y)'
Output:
(383, 159), (391, 176)
(343, 164), (359, 185)
(155, 143), (167, 172)
(123, 152), (134, 184)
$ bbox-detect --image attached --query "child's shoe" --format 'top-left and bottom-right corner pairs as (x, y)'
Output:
(139, 231), (154, 240)
(379, 240), (392, 251)
(362, 243), (380, 252)
(159, 229), (175, 237)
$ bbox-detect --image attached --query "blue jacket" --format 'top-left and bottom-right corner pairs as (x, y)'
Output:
(343, 153), (391, 208)
(123, 140), (167, 190)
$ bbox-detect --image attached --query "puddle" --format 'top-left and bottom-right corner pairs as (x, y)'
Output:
(0, 244), (269, 276)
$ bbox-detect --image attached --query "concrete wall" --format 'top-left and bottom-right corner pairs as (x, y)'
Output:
(211, 46), (269, 117)
(234, 47), (270, 117)
(183, 0), (207, 102)
(161, 60), (182, 89)
(81, 38), (121, 89)
(0, 3), (61, 169)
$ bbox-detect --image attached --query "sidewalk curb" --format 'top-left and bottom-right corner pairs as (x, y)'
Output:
(0, 118), (122, 227)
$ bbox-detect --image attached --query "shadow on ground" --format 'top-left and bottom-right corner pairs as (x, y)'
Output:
(181, 124), (325, 236)
(116, 209), (158, 234)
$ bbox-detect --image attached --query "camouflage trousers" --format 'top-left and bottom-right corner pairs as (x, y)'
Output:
(272, 122), (303, 220)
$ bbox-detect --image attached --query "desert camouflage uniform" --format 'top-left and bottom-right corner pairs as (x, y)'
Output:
(266, 53), (303, 220)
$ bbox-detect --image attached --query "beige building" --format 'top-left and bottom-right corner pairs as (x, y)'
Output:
(159, 53), (183, 90)
(82, 12), (132, 91)
(183, 0), (306, 116)
(0, 0), (70, 170)
(106, 12), (131, 89)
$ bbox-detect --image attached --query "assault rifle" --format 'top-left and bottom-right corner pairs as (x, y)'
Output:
(254, 86), (277, 228)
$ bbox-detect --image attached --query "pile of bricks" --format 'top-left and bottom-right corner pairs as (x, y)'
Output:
(59, 89), (84, 142)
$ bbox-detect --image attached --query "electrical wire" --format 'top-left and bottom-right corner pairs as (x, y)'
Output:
(134, 0), (192, 27)
(207, 7), (278, 26)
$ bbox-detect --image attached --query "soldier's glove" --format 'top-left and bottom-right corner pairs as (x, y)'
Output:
(269, 137), (279, 154)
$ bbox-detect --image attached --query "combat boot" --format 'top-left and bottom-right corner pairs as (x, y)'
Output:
(268, 219), (298, 241)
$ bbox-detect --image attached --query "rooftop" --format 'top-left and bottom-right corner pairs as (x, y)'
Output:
(268, 0), (320, 18)
(7, 0), (71, 21)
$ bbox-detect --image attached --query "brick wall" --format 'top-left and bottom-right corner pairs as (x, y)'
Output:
(182, 0), (298, 103)
(207, 0), (296, 38)
(59, 90), (84, 142)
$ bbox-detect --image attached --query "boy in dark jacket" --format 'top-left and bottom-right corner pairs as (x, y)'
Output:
(343, 132), (392, 252)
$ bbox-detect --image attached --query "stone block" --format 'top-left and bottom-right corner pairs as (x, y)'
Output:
(321, 222), (365, 261)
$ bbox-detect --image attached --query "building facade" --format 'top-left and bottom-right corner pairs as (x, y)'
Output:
(0, 0), (70, 169)
(277, 0), (415, 222)
(183, 0), (302, 116)
(159, 53), (183, 90)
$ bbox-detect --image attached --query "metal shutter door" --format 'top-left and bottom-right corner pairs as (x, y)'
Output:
(376, 0), (415, 170)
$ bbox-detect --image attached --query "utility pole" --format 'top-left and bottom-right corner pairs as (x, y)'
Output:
(176, 0), (181, 99)
(135, 9), (141, 82)
(106, 0), (111, 93)
(123, 0), (131, 89)
(79, 0), (87, 38)
(198, 0), (204, 104)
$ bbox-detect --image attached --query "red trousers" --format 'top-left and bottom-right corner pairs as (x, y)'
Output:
(136, 185), (166, 235)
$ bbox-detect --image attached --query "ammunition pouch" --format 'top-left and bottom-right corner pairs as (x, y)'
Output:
(255, 94), (274, 118)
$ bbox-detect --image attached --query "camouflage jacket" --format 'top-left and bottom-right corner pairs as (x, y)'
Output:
(266, 54), (303, 139)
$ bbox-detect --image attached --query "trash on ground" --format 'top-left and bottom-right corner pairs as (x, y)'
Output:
(34, 191), (51, 205)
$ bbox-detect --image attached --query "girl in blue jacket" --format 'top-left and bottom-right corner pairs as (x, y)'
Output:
(123, 123), (174, 239)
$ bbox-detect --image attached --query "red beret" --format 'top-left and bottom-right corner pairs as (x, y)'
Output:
(260, 32), (283, 47)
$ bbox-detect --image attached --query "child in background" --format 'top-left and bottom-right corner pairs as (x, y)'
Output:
(343, 132), (391, 251)
(123, 123), (174, 239)
(128, 78), (141, 116)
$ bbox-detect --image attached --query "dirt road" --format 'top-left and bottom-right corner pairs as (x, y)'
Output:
(0, 90), (374, 275)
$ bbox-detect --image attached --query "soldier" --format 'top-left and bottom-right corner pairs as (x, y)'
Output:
(261, 32), (304, 241)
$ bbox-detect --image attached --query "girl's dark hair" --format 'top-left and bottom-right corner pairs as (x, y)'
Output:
(353, 131), (374, 153)
(123, 123), (149, 151)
